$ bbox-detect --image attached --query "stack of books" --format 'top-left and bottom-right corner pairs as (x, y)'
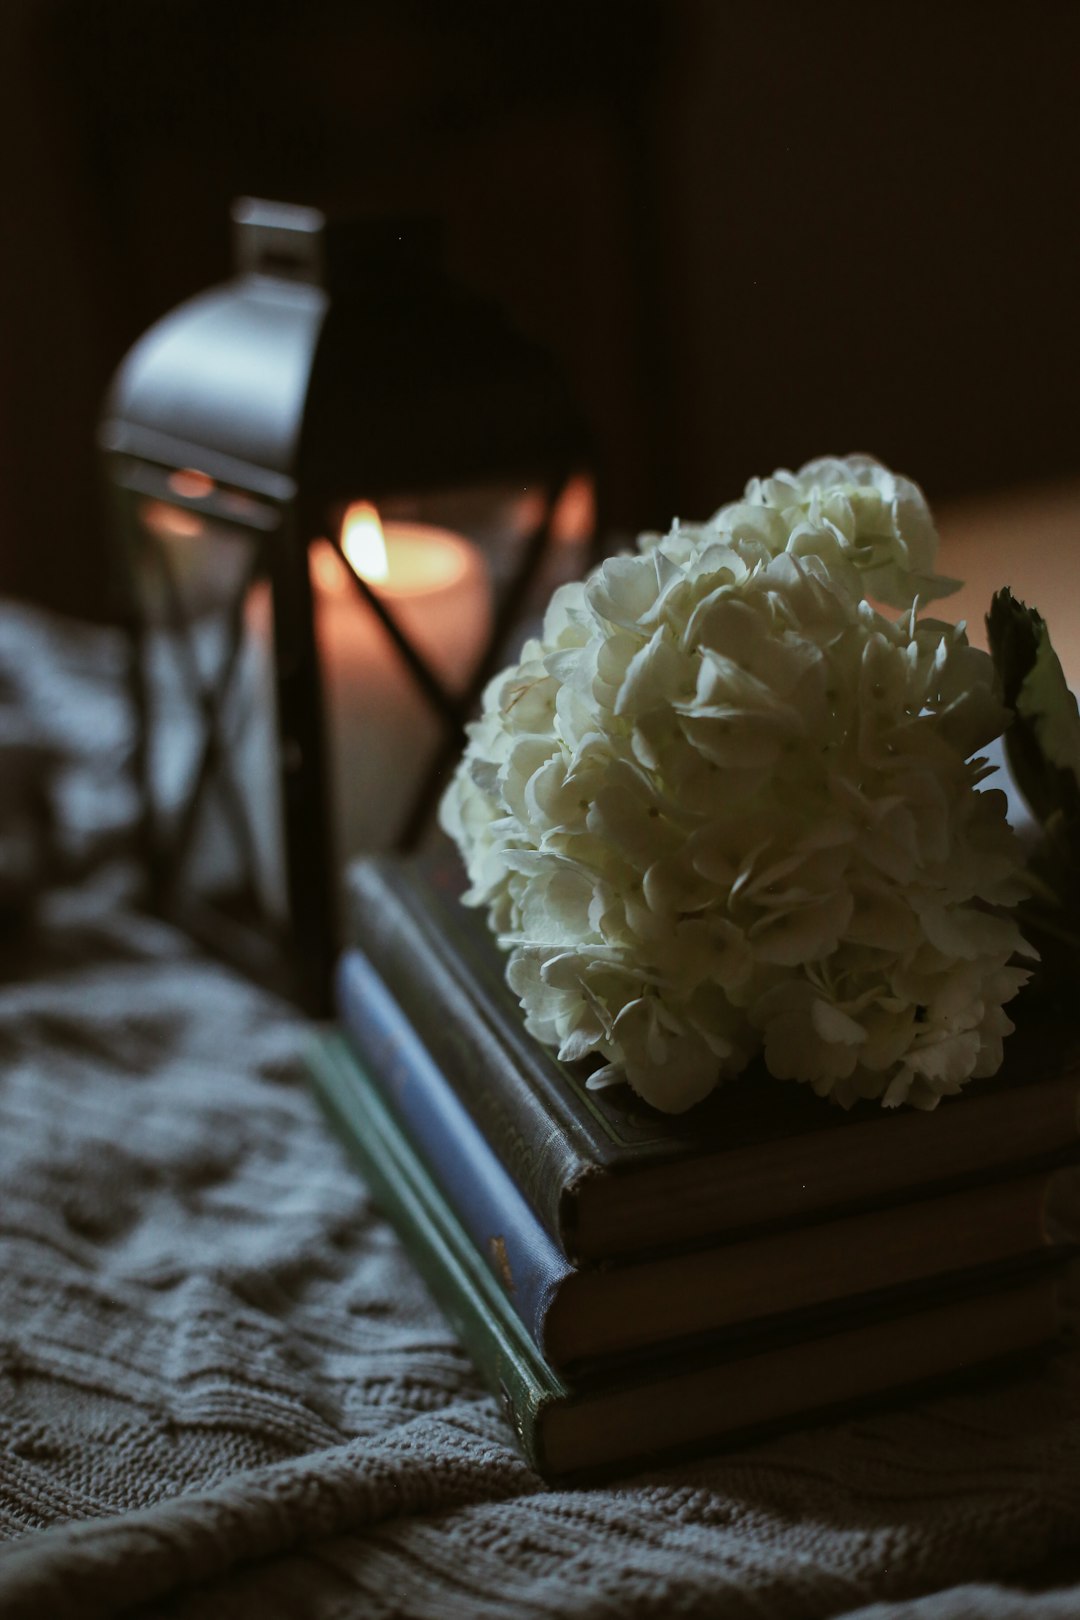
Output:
(308, 851), (1080, 1481)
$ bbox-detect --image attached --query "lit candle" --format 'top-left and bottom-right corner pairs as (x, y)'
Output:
(313, 500), (492, 866)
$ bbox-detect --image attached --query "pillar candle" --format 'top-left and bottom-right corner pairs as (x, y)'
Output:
(313, 502), (492, 869)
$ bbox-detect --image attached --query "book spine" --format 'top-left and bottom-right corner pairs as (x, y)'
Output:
(307, 1031), (559, 1475)
(335, 947), (573, 1358)
(348, 857), (607, 1254)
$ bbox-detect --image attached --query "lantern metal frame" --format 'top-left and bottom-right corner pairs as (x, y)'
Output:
(101, 199), (595, 1010)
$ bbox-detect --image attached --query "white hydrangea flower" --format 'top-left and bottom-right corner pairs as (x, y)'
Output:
(440, 455), (1032, 1114)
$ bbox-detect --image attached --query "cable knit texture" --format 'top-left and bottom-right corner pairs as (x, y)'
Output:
(1, 603), (1079, 1620)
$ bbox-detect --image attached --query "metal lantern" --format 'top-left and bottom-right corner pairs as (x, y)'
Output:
(101, 198), (595, 1011)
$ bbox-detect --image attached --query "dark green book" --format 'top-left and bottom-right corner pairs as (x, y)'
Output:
(347, 852), (1080, 1265)
(308, 1030), (1070, 1482)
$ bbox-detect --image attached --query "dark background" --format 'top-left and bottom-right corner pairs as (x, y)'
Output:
(2, 0), (1078, 621)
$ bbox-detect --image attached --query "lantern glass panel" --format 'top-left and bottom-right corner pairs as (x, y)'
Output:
(122, 462), (593, 933)
(120, 466), (288, 937)
(313, 469), (594, 871)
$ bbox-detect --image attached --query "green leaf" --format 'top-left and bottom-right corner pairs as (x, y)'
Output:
(986, 587), (1041, 709)
(987, 588), (1080, 831)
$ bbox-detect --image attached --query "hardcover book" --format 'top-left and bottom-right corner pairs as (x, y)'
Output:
(347, 853), (1080, 1264)
(337, 943), (1079, 1369)
(308, 1030), (1073, 1481)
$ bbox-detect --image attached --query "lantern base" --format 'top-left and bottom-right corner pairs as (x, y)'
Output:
(156, 885), (333, 1016)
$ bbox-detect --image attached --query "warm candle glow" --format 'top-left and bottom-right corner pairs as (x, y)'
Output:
(551, 473), (596, 546)
(167, 468), (215, 500)
(310, 541), (351, 595)
(341, 501), (389, 583)
(139, 499), (206, 540)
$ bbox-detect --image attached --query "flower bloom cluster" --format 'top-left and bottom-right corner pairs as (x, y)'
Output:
(440, 456), (1032, 1113)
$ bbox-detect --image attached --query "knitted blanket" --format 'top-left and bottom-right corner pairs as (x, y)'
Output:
(1, 603), (1079, 1620)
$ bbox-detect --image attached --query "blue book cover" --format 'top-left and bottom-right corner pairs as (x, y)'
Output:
(335, 947), (572, 1355)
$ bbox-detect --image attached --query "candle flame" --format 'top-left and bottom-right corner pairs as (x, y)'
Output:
(341, 501), (389, 583)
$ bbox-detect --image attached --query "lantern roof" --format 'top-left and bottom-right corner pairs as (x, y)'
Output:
(100, 199), (587, 507)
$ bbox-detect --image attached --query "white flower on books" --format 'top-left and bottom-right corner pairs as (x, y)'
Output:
(440, 455), (1033, 1114)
